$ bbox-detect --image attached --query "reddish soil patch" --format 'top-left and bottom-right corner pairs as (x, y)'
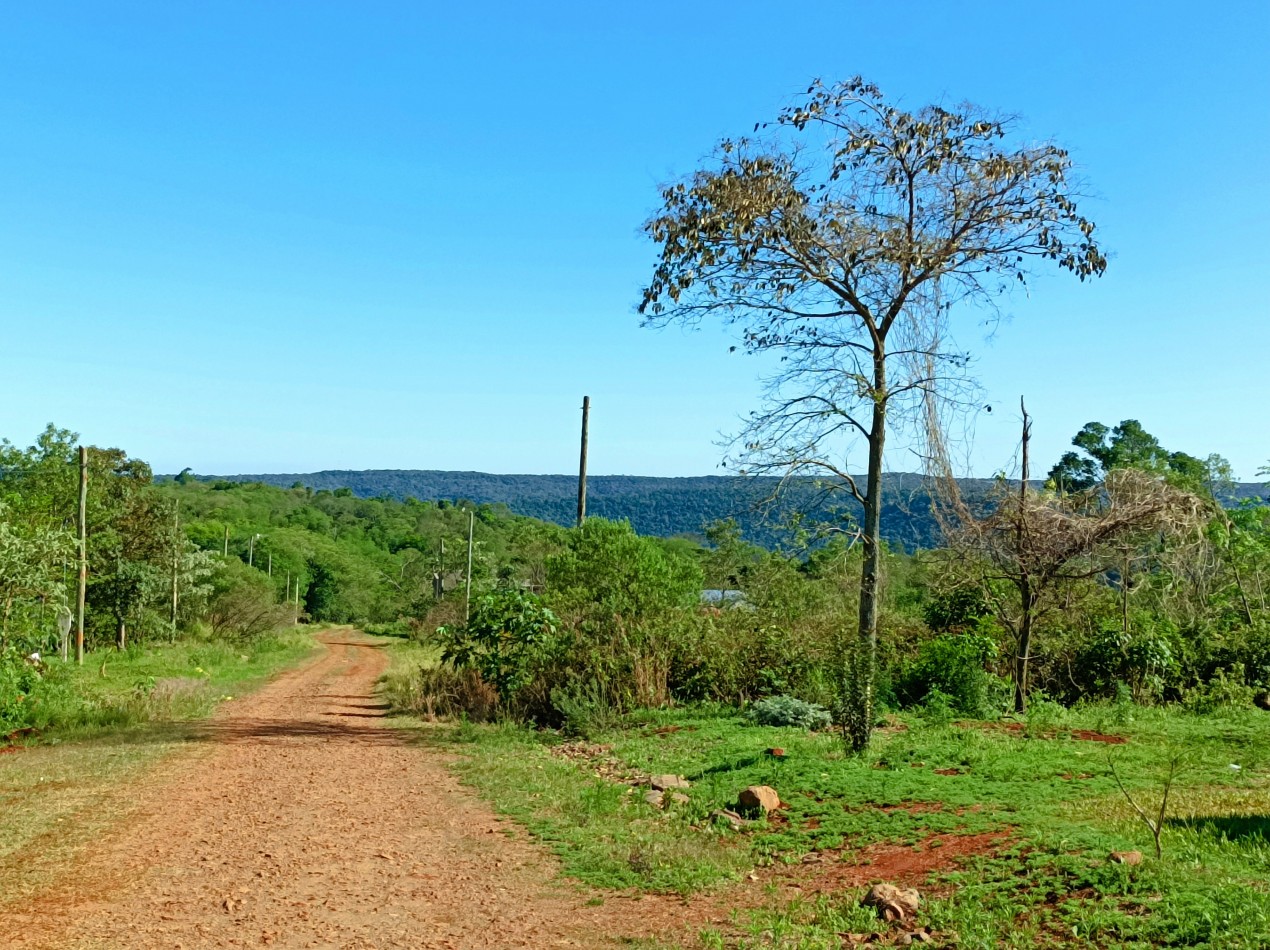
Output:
(934, 767), (963, 776)
(769, 831), (1011, 895)
(0, 746), (22, 756)
(1069, 729), (1126, 744)
(961, 721), (1126, 744)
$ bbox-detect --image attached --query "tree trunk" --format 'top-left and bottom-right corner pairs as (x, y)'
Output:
(1014, 585), (1036, 713)
(116, 618), (126, 652)
(845, 353), (887, 752)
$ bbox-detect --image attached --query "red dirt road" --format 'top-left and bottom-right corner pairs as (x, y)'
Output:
(0, 632), (653, 950)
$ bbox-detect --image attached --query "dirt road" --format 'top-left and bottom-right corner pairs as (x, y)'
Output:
(0, 632), (670, 950)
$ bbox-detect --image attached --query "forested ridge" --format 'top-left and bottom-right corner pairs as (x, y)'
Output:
(186, 468), (1265, 550)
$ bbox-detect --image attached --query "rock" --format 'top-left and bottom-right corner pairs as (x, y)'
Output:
(643, 790), (665, 808)
(709, 808), (747, 830)
(862, 882), (921, 922)
(667, 792), (690, 806)
(650, 774), (690, 790)
(764, 747), (786, 757)
(1109, 850), (1143, 865)
(737, 785), (781, 814)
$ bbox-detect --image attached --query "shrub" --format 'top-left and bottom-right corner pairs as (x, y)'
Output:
(550, 677), (623, 738)
(748, 694), (832, 730)
(1073, 616), (1179, 703)
(1184, 664), (1256, 714)
(438, 588), (562, 705)
(397, 665), (500, 721)
(205, 560), (290, 640)
(896, 632), (1005, 718)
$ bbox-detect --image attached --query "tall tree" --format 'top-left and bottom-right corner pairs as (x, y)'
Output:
(639, 77), (1106, 749)
(1048, 419), (1212, 494)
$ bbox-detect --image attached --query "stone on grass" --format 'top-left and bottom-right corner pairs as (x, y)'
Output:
(709, 808), (747, 830)
(1109, 850), (1143, 865)
(667, 791), (690, 806)
(737, 785), (781, 814)
(862, 882), (921, 922)
(650, 774), (691, 790)
(643, 790), (665, 808)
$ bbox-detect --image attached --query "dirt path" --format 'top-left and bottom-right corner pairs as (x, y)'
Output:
(0, 631), (684, 950)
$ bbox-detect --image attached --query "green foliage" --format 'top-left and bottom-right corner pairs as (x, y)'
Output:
(1183, 664), (1256, 714)
(898, 632), (1004, 718)
(549, 677), (623, 738)
(547, 517), (702, 620)
(1074, 617), (1179, 702)
(747, 694), (831, 730)
(439, 588), (562, 704)
(923, 586), (993, 633)
(205, 559), (291, 640)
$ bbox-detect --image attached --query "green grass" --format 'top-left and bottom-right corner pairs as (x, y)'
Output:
(375, 635), (442, 714)
(379, 647), (1270, 948)
(0, 627), (317, 905)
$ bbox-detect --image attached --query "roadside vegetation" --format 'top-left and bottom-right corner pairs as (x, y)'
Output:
(366, 413), (1270, 947)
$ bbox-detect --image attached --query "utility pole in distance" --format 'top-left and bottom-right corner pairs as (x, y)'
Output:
(577, 395), (590, 527)
(76, 446), (88, 665)
(464, 509), (475, 621)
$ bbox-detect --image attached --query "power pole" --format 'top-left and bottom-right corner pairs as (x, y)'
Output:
(267, 552), (272, 577)
(464, 509), (474, 621)
(76, 447), (88, 665)
(171, 502), (180, 635)
(223, 524), (229, 557)
(577, 395), (590, 527)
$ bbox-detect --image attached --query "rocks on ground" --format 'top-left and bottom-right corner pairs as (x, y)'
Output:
(737, 784), (781, 815)
(862, 882), (921, 922)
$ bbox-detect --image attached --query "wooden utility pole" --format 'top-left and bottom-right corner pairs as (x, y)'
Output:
(464, 509), (474, 621)
(170, 503), (180, 635)
(223, 524), (229, 557)
(75, 447), (88, 665)
(577, 395), (590, 527)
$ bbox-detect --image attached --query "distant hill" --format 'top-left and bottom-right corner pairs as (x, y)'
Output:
(180, 469), (1265, 551)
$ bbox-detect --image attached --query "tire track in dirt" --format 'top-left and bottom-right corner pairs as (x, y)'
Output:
(0, 630), (678, 949)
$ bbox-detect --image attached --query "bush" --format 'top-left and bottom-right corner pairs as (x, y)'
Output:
(896, 632), (1005, 718)
(205, 560), (291, 640)
(748, 694), (832, 730)
(389, 664), (500, 721)
(438, 588), (562, 706)
(0, 650), (48, 734)
(1184, 664), (1256, 714)
(1073, 616), (1179, 703)
(550, 677), (623, 738)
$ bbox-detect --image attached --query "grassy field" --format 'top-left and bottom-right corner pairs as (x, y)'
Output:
(388, 670), (1270, 948)
(0, 628), (317, 904)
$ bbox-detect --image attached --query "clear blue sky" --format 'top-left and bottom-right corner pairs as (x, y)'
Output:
(2, 1), (1266, 479)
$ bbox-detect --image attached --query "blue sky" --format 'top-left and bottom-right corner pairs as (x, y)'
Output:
(1, 1), (1266, 480)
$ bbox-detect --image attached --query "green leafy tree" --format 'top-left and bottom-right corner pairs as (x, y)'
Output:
(548, 518), (703, 706)
(1048, 420), (1214, 495)
(639, 77), (1105, 749)
(0, 502), (74, 649)
(439, 588), (561, 703)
